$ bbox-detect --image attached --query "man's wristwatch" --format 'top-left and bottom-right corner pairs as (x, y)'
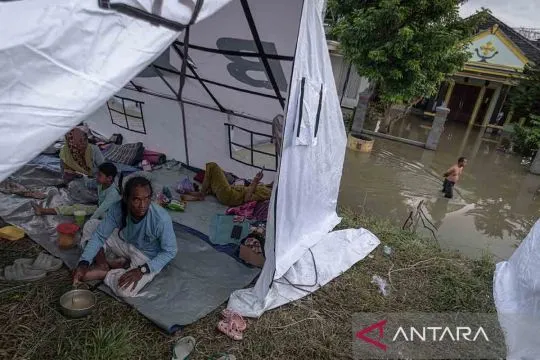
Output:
(138, 264), (150, 274)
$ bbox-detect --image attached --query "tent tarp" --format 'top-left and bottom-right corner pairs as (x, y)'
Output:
(0, 0), (230, 182)
(494, 219), (540, 358)
(0, 0), (380, 319)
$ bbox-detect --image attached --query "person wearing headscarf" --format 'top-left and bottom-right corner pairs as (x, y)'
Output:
(59, 126), (104, 183)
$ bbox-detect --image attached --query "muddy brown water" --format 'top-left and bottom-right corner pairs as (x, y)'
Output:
(339, 120), (540, 260)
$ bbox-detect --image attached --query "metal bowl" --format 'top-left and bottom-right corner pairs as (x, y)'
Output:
(59, 289), (97, 318)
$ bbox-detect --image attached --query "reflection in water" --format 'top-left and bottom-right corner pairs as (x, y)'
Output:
(339, 121), (540, 260)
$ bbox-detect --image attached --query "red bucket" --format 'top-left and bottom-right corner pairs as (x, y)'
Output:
(56, 223), (80, 249)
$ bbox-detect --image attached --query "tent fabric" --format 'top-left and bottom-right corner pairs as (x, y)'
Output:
(0, 0), (381, 320)
(265, 0), (347, 280)
(0, 0), (230, 182)
(228, 0), (377, 311)
(494, 219), (540, 358)
(228, 228), (380, 317)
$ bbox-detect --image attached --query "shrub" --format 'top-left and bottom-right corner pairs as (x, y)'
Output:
(512, 115), (540, 157)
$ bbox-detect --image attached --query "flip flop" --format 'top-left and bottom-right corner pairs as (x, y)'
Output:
(221, 309), (247, 332)
(217, 319), (243, 341)
(0, 263), (46, 281)
(14, 252), (63, 272)
(171, 336), (196, 360)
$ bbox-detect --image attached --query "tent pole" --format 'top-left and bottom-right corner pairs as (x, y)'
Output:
(151, 51), (192, 165)
(178, 28), (191, 166)
(174, 41), (294, 61)
(124, 84), (273, 125)
(153, 64), (281, 100)
(172, 43), (226, 112)
(240, 0), (285, 109)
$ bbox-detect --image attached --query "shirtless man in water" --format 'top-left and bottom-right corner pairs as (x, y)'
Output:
(442, 157), (467, 199)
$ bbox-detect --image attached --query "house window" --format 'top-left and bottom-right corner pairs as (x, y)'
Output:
(225, 124), (277, 171)
(107, 96), (147, 134)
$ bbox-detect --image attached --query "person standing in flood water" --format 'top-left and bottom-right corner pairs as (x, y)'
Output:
(442, 157), (467, 199)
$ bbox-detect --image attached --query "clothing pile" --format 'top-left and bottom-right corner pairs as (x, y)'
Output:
(225, 200), (269, 222)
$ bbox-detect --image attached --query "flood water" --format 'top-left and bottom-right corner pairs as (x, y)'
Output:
(338, 118), (540, 260)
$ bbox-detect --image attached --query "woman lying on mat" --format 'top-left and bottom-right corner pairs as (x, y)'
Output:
(182, 162), (271, 207)
(60, 126), (104, 183)
(32, 162), (121, 219)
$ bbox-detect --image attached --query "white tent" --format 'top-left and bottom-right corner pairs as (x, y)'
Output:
(0, 0), (379, 317)
(494, 219), (540, 358)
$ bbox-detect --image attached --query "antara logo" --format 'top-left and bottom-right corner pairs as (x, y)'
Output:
(356, 320), (490, 351)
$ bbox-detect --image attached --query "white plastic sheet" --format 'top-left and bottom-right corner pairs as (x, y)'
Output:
(0, 0), (230, 182)
(268, 0), (347, 280)
(228, 228), (380, 317)
(494, 218), (540, 359)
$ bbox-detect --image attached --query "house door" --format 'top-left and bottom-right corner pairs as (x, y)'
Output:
(447, 84), (480, 123)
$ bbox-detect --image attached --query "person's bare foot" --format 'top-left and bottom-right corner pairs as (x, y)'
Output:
(108, 257), (129, 269)
(92, 249), (111, 271)
(182, 192), (205, 201)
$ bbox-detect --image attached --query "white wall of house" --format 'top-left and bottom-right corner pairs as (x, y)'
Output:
(328, 50), (370, 110)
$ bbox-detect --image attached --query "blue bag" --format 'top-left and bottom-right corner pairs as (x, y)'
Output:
(209, 214), (250, 245)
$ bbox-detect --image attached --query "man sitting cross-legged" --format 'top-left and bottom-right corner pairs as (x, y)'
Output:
(72, 176), (177, 297)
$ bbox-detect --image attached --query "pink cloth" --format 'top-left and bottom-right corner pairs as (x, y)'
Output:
(142, 150), (166, 165)
(226, 201), (257, 219)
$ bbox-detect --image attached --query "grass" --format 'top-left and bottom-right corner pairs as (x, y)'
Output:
(0, 210), (495, 360)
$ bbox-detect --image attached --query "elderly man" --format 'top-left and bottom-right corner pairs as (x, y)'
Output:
(72, 175), (177, 297)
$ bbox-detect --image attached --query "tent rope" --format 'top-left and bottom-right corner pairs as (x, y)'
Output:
(274, 249), (319, 293)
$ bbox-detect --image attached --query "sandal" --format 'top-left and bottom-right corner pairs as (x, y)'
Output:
(221, 309), (247, 332)
(15, 252), (63, 272)
(0, 263), (47, 281)
(171, 336), (196, 360)
(217, 319), (243, 341)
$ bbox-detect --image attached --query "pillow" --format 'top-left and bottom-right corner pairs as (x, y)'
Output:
(104, 142), (145, 165)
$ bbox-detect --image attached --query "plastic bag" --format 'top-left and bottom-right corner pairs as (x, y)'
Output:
(371, 275), (389, 296)
(176, 177), (194, 194)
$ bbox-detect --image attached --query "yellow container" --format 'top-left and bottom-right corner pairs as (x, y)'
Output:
(347, 133), (374, 153)
(0, 226), (25, 241)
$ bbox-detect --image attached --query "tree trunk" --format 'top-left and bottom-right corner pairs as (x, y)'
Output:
(380, 104), (409, 134)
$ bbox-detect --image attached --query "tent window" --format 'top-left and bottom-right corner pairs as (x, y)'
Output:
(225, 124), (277, 172)
(107, 96), (147, 134)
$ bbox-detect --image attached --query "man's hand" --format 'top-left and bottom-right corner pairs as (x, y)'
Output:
(72, 263), (89, 285)
(254, 170), (264, 183)
(118, 268), (144, 291)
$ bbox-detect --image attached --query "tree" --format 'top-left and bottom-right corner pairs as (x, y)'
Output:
(508, 63), (540, 156)
(329, 0), (487, 107)
(510, 63), (540, 124)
